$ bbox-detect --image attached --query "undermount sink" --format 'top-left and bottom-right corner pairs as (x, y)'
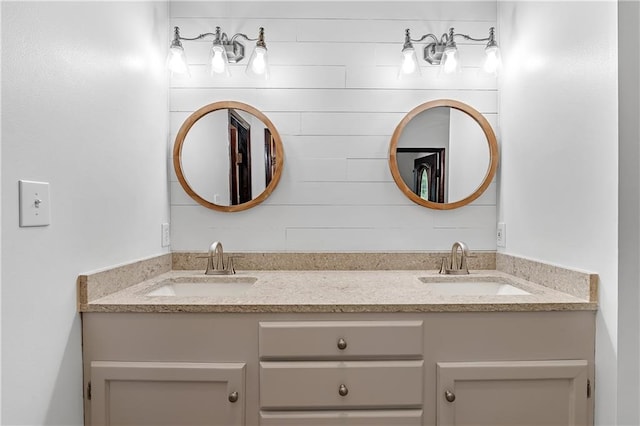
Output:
(418, 277), (531, 296)
(145, 276), (257, 297)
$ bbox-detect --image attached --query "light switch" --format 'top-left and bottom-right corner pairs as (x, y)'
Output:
(19, 180), (51, 227)
(496, 222), (506, 247)
(161, 223), (171, 247)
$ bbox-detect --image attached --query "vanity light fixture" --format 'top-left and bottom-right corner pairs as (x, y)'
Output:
(399, 27), (501, 78)
(167, 26), (270, 79)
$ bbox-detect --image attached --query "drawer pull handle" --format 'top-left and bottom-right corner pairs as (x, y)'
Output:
(338, 384), (349, 396)
(445, 390), (456, 403)
(228, 391), (239, 403)
(337, 338), (347, 350)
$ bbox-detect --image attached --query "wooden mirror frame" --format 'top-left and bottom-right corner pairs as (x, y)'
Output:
(389, 99), (499, 210)
(173, 101), (284, 212)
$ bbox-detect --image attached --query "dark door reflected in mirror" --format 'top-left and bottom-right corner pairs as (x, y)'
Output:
(396, 148), (445, 203)
(229, 109), (252, 205)
(174, 101), (284, 212)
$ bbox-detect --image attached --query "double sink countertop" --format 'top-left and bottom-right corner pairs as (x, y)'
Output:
(77, 253), (598, 314)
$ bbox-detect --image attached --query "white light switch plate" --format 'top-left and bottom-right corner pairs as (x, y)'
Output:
(19, 180), (51, 227)
(496, 222), (506, 247)
(161, 223), (171, 247)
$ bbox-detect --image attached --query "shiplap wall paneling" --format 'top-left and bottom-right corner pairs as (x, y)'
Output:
(169, 1), (498, 252)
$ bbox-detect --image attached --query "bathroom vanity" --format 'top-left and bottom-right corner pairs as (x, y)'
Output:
(91, 89), (599, 426)
(78, 255), (597, 426)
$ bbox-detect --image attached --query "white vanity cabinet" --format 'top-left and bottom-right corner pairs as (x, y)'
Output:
(82, 311), (595, 426)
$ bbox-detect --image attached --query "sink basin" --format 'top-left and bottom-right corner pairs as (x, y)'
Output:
(418, 278), (531, 296)
(145, 276), (257, 297)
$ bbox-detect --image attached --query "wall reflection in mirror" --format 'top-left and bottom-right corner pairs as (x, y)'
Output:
(389, 99), (498, 210)
(396, 107), (490, 203)
(174, 101), (283, 212)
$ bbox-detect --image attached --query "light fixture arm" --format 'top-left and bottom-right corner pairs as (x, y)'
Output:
(413, 27), (496, 44)
(173, 26), (261, 45)
(230, 28), (262, 44)
(452, 26), (496, 43)
(405, 29), (446, 46)
(172, 26), (218, 42)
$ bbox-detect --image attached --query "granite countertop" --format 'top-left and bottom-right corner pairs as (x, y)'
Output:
(80, 268), (597, 314)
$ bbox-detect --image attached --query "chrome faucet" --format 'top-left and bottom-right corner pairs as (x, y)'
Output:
(439, 241), (470, 275)
(205, 241), (235, 275)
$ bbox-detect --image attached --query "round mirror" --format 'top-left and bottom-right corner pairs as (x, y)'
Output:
(389, 99), (498, 210)
(173, 101), (284, 212)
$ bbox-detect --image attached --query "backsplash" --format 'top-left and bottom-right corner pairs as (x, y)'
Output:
(77, 251), (496, 306)
(496, 253), (598, 302)
(169, 1), (498, 252)
(172, 251), (497, 271)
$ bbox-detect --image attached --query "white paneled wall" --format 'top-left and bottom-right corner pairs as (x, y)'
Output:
(169, 1), (498, 252)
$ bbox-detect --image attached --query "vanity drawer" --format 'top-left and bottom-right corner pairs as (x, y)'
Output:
(260, 409), (423, 425)
(258, 320), (423, 359)
(259, 360), (424, 410)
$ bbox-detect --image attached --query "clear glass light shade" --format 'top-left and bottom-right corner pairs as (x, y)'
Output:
(398, 47), (421, 78)
(440, 45), (461, 74)
(246, 46), (270, 79)
(483, 45), (502, 74)
(166, 46), (190, 77)
(209, 44), (230, 76)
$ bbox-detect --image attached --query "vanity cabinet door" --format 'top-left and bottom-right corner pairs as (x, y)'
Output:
(90, 361), (245, 426)
(436, 360), (589, 426)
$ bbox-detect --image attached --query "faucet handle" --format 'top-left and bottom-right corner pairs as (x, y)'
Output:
(225, 257), (236, 274)
(460, 257), (469, 274)
(439, 257), (449, 274)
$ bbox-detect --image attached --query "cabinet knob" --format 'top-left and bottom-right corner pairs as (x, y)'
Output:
(337, 338), (347, 350)
(338, 384), (349, 396)
(445, 390), (456, 403)
(228, 391), (239, 403)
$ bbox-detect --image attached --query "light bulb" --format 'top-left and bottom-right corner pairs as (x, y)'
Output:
(398, 47), (420, 79)
(166, 46), (189, 76)
(211, 46), (225, 74)
(246, 45), (269, 79)
(210, 45), (229, 75)
(166, 27), (189, 77)
(251, 47), (267, 74)
(483, 45), (501, 74)
(441, 47), (460, 74)
(402, 49), (417, 74)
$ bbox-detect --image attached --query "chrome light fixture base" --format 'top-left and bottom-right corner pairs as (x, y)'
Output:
(423, 43), (445, 65)
(223, 42), (245, 63)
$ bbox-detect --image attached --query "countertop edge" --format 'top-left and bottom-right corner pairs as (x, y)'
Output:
(81, 302), (598, 314)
